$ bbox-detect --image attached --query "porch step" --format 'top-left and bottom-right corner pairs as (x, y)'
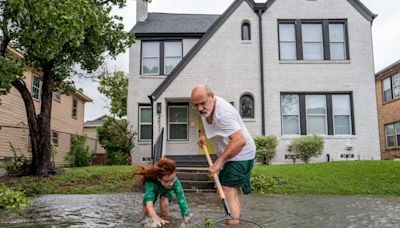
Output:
(176, 166), (215, 192)
(176, 172), (210, 181)
(166, 155), (217, 167)
(180, 180), (215, 190)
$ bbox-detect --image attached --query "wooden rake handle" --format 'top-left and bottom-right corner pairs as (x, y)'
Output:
(202, 145), (231, 216)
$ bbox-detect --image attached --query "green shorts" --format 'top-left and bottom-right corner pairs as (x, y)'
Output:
(219, 159), (254, 194)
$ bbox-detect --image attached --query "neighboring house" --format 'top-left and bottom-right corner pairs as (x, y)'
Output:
(375, 60), (400, 160)
(84, 115), (107, 164)
(0, 48), (93, 166)
(128, 0), (380, 164)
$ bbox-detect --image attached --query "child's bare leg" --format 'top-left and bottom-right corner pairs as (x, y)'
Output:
(159, 196), (170, 218)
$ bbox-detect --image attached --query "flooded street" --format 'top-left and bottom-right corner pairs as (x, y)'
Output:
(1, 193), (400, 227)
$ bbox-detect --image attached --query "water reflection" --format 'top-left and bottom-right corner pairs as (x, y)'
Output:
(1, 193), (400, 227)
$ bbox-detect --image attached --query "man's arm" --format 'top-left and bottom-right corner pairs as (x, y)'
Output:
(209, 129), (246, 176)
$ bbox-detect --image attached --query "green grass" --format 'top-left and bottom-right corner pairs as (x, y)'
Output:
(2, 165), (137, 196)
(0, 163), (5, 169)
(253, 161), (400, 195)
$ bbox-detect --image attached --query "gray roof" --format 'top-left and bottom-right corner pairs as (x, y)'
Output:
(131, 13), (220, 36)
(84, 115), (108, 127)
(376, 59), (400, 78)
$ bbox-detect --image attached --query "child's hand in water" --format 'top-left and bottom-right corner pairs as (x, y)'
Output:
(152, 217), (169, 227)
(183, 216), (191, 223)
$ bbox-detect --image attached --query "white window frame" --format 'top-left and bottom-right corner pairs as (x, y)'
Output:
(281, 95), (300, 135)
(164, 41), (182, 75)
(52, 131), (59, 146)
(279, 23), (297, 60)
(329, 23), (347, 60)
(306, 95), (327, 135)
(332, 95), (352, 135)
(168, 105), (188, 141)
(302, 23), (324, 60)
(53, 91), (61, 102)
(72, 97), (78, 119)
(32, 75), (41, 100)
(385, 124), (395, 149)
(392, 73), (400, 99)
(141, 41), (160, 76)
(241, 22), (251, 41)
(396, 122), (400, 147)
(139, 106), (152, 142)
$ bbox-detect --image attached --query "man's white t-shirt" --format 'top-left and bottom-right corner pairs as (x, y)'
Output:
(201, 96), (256, 161)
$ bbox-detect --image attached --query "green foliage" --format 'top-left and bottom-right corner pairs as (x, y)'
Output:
(98, 71), (128, 118)
(51, 142), (58, 166)
(97, 117), (135, 165)
(251, 175), (284, 194)
(0, 184), (30, 210)
(0, 54), (24, 95)
(292, 135), (324, 163)
(254, 135), (278, 165)
(204, 218), (214, 228)
(6, 143), (31, 176)
(64, 136), (92, 167)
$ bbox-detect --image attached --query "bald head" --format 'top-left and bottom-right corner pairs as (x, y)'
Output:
(191, 84), (213, 99)
(191, 84), (215, 117)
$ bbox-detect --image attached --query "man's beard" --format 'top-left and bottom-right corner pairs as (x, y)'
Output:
(199, 101), (213, 118)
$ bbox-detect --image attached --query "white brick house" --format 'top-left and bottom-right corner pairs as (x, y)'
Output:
(128, 0), (381, 164)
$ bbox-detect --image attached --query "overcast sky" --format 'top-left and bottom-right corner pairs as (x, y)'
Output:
(79, 0), (400, 121)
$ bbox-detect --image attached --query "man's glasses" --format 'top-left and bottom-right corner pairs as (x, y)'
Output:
(191, 96), (210, 109)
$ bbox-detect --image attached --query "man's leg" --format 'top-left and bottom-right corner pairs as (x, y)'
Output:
(159, 196), (169, 218)
(222, 186), (240, 225)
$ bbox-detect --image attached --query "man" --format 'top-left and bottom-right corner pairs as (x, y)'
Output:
(191, 84), (256, 225)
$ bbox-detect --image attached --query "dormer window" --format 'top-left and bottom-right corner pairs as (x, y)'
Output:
(241, 22), (251, 40)
(141, 40), (182, 76)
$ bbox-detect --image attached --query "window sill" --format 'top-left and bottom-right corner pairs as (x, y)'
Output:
(139, 75), (168, 79)
(385, 147), (400, 151)
(280, 135), (356, 140)
(166, 140), (190, 144)
(279, 60), (351, 64)
(382, 96), (400, 105)
(243, 118), (256, 122)
(241, 41), (252, 44)
(137, 141), (151, 145)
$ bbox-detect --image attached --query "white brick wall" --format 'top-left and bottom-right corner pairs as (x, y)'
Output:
(128, 0), (380, 164)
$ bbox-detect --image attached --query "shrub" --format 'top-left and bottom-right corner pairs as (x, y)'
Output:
(106, 150), (130, 165)
(0, 184), (30, 210)
(251, 175), (279, 194)
(254, 135), (278, 165)
(64, 135), (92, 167)
(6, 143), (31, 176)
(291, 135), (324, 164)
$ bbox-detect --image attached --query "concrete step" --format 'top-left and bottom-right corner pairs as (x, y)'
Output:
(166, 155), (218, 161)
(180, 180), (215, 190)
(176, 172), (210, 181)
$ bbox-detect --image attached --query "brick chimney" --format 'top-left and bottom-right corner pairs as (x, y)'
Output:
(136, 0), (148, 22)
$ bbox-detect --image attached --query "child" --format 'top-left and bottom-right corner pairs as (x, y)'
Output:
(135, 157), (191, 227)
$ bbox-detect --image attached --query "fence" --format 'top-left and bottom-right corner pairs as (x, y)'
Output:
(0, 125), (100, 166)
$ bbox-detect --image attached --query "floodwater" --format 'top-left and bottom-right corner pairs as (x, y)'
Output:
(1, 193), (400, 227)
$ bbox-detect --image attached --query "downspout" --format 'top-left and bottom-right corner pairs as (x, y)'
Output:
(257, 9), (266, 135)
(148, 95), (154, 158)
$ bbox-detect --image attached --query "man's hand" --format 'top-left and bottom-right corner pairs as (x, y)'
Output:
(209, 159), (223, 177)
(198, 131), (206, 148)
(151, 216), (169, 227)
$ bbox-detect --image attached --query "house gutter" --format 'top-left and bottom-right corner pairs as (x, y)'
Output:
(255, 5), (266, 135)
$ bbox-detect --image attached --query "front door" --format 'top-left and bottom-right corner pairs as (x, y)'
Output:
(197, 116), (216, 155)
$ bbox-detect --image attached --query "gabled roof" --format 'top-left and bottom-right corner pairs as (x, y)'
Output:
(375, 59), (400, 79)
(131, 13), (220, 38)
(148, 0), (376, 100)
(150, 0), (261, 101)
(84, 115), (108, 127)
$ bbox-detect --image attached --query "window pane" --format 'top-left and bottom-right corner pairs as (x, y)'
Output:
(393, 74), (400, 98)
(387, 136), (395, 147)
(329, 24), (345, 42)
(279, 24), (296, 41)
(303, 42), (323, 60)
(140, 107), (151, 123)
(140, 125), (152, 140)
(383, 77), (391, 91)
(306, 95), (326, 114)
(332, 95), (350, 115)
(282, 95), (299, 115)
(165, 57), (181, 74)
(142, 42), (159, 57)
(334, 115), (351, 135)
(386, 124), (394, 135)
(384, 90), (393, 102)
(170, 124), (188, 139)
(302, 24), (322, 41)
(283, 116), (299, 135)
(397, 123), (400, 147)
(330, 42), (346, 60)
(307, 116), (326, 134)
(169, 107), (187, 122)
(240, 95), (254, 118)
(142, 58), (159, 74)
(242, 24), (250, 40)
(280, 42), (297, 60)
(165, 42), (182, 57)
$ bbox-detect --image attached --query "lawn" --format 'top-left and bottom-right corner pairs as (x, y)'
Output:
(253, 160), (400, 195)
(1, 165), (137, 196)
